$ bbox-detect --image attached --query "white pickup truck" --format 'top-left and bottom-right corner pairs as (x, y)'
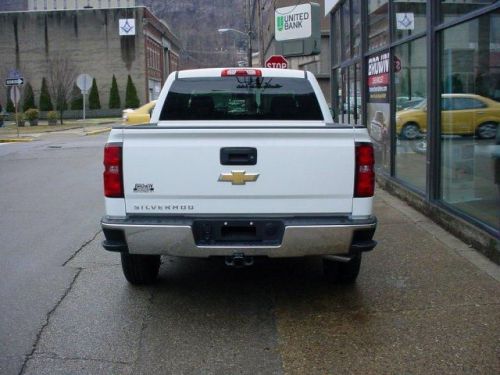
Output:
(101, 68), (377, 285)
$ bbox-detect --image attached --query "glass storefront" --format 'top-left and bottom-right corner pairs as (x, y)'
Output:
(395, 37), (428, 191)
(440, 9), (500, 230)
(393, 1), (426, 40)
(368, 0), (389, 50)
(330, 1), (500, 238)
(441, 0), (498, 22)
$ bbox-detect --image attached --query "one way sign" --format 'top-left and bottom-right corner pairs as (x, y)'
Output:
(5, 77), (24, 86)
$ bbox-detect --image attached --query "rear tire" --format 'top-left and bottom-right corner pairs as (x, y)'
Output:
(400, 123), (420, 140)
(323, 255), (362, 284)
(121, 253), (161, 285)
(476, 122), (497, 139)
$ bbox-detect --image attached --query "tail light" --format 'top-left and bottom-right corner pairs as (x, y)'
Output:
(221, 68), (262, 77)
(103, 143), (123, 198)
(354, 142), (375, 197)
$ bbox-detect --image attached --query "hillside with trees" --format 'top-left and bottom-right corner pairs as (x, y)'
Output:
(141, 0), (249, 68)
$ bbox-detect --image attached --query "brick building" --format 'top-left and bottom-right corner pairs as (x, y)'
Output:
(0, 6), (181, 112)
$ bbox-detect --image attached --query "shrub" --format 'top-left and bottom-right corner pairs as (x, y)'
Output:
(108, 75), (121, 109)
(70, 84), (83, 110)
(88, 78), (101, 110)
(24, 108), (39, 120)
(23, 83), (36, 111)
(125, 75), (140, 109)
(6, 97), (15, 113)
(47, 110), (59, 120)
(39, 78), (53, 111)
(15, 112), (25, 126)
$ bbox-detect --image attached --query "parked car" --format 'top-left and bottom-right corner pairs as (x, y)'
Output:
(396, 96), (425, 111)
(396, 94), (499, 139)
(122, 100), (156, 125)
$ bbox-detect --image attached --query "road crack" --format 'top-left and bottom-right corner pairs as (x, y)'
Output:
(62, 230), (102, 267)
(132, 287), (156, 370)
(18, 268), (82, 375)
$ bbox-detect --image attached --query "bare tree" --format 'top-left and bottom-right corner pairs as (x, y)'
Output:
(46, 55), (77, 124)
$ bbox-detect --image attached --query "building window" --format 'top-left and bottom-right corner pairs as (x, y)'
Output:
(332, 10), (341, 66)
(352, 0), (361, 57)
(394, 37), (428, 191)
(439, 9), (500, 231)
(368, 0), (389, 50)
(393, 0), (426, 40)
(341, 0), (351, 60)
(440, 0), (498, 23)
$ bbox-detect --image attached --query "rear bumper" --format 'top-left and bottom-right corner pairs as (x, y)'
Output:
(101, 216), (377, 258)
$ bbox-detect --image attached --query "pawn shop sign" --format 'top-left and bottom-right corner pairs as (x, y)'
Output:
(265, 55), (288, 69)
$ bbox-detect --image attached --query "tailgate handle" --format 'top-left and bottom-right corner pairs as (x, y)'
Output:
(220, 147), (257, 165)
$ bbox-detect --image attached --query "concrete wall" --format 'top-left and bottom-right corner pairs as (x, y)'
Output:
(0, 7), (148, 110)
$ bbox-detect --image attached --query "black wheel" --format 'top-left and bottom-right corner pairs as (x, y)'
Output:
(121, 253), (161, 285)
(476, 122), (497, 139)
(400, 123), (420, 140)
(323, 255), (362, 284)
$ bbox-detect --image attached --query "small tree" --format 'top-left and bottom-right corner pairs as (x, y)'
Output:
(39, 77), (53, 111)
(6, 97), (15, 113)
(125, 75), (140, 108)
(22, 82), (36, 111)
(88, 78), (101, 110)
(70, 84), (83, 110)
(46, 55), (77, 124)
(108, 75), (121, 109)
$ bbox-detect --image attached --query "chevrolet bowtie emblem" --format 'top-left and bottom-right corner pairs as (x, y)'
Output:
(218, 170), (259, 185)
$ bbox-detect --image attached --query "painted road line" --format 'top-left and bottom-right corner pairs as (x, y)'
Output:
(0, 138), (34, 143)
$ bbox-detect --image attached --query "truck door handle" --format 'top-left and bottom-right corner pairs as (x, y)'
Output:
(220, 147), (257, 165)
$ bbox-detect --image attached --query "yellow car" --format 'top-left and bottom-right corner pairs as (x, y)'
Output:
(396, 94), (499, 139)
(122, 100), (156, 125)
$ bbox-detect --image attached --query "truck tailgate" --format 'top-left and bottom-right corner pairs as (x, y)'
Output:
(122, 127), (355, 215)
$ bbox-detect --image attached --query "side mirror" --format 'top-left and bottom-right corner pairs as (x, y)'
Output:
(329, 108), (335, 118)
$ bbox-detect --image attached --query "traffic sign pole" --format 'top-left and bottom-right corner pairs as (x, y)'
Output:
(14, 92), (19, 138)
(10, 86), (21, 138)
(76, 74), (93, 122)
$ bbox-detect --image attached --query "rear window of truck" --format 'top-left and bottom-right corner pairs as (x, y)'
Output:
(159, 77), (323, 121)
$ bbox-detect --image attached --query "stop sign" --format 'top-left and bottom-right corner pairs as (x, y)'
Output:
(265, 55), (288, 69)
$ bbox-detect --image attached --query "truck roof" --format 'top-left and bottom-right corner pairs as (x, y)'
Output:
(177, 68), (308, 79)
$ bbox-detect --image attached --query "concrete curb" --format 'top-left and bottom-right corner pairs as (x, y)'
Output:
(84, 128), (111, 136)
(0, 138), (34, 143)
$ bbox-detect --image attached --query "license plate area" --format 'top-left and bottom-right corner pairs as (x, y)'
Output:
(192, 220), (284, 246)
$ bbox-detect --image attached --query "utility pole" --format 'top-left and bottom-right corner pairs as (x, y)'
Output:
(257, 0), (264, 67)
(247, 0), (253, 67)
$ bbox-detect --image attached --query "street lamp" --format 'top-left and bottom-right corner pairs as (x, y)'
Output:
(218, 28), (253, 67)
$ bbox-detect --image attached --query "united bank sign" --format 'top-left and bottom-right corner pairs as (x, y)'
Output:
(275, 3), (312, 41)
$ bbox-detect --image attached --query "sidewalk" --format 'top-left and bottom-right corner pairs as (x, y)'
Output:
(0, 118), (118, 142)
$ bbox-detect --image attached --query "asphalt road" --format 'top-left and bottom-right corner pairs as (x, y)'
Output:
(1, 131), (499, 375)
(0, 132), (105, 375)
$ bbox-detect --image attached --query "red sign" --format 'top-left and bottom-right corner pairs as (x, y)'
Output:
(368, 73), (389, 87)
(265, 55), (288, 69)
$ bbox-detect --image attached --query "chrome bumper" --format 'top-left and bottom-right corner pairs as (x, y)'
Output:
(101, 216), (377, 258)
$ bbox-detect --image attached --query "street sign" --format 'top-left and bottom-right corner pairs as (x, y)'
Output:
(265, 55), (289, 69)
(6, 77), (24, 86)
(10, 86), (21, 105)
(76, 74), (92, 91)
